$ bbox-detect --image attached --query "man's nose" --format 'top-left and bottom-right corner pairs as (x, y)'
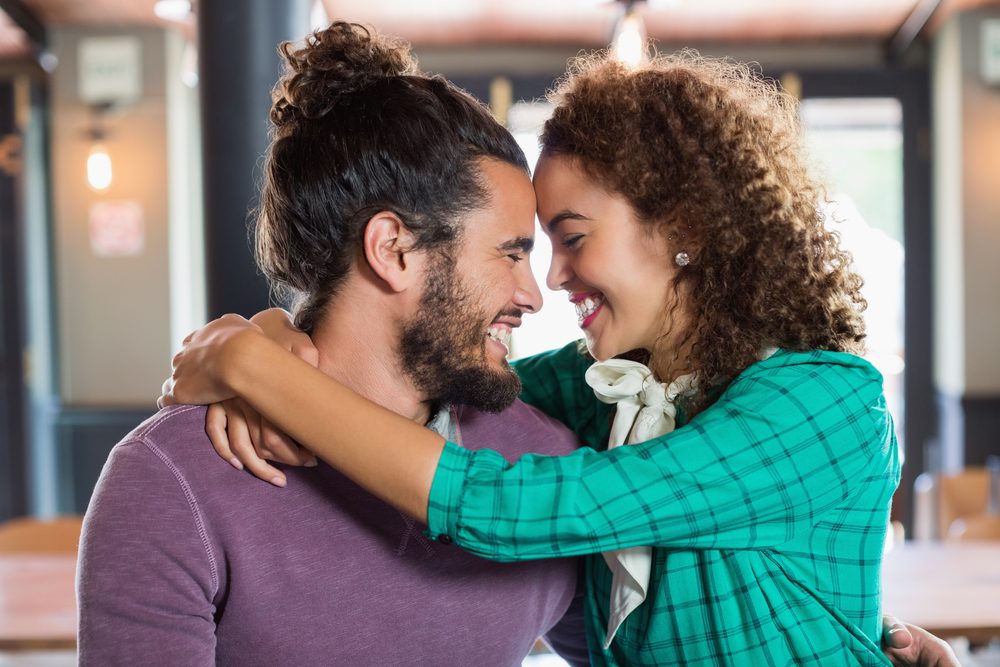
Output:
(514, 263), (543, 314)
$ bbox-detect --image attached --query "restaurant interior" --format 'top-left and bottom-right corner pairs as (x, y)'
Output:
(0, 0), (998, 664)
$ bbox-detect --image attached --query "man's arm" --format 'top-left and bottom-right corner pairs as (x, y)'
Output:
(78, 436), (219, 665)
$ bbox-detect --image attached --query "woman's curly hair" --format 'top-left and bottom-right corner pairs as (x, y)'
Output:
(541, 51), (866, 410)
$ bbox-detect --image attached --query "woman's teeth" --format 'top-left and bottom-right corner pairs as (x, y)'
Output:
(575, 295), (604, 322)
(487, 326), (512, 353)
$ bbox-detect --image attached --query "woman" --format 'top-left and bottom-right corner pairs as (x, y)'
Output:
(168, 50), (903, 665)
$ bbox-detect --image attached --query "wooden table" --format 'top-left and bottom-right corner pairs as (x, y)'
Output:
(0, 554), (77, 650)
(882, 542), (1000, 644)
(1, 543), (997, 650)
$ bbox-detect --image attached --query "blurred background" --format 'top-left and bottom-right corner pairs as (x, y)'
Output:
(0, 0), (998, 664)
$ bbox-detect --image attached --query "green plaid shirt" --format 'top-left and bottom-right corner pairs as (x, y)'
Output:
(427, 343), (900, 666)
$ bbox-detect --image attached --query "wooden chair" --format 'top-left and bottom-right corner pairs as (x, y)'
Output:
(947, 513), (1000, 541)
(937, 467), (1000, 542)
(938, 468), (990, 536)
(0, 516), (84, 554)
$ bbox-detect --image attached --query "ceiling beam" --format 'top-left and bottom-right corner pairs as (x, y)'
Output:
(887, 0), (943, 60)
(0, 0), (46, 49)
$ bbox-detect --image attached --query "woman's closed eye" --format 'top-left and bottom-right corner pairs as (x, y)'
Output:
(561, 234), (584, 249)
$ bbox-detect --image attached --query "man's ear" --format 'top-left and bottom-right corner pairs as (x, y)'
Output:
(361, 211), (424, 292)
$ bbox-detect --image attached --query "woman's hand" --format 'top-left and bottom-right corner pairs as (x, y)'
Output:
(159, 313), (263, 407)
(249, 308), (319, 367)
(174, 309), (320, 485)
(230, 309), (319, 484)
(881, 615), (960, 666)
(207, 398), (317, 487)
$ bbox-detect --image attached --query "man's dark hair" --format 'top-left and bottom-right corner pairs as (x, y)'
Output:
(255, 22), (529, 332)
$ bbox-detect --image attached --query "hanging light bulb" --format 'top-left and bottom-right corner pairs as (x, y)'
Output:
(87, 141), (112, 191)
(153, 0), (192, 22)
(86, 103), (115, 191)
(611, 1), (649, 68)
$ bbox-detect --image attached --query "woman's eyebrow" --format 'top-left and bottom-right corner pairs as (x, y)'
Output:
(545, 210), (590, 234)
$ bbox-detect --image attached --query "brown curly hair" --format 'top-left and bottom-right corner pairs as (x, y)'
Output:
(541, 51), (866, 410)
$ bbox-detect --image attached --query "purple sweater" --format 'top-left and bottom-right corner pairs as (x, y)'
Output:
(78, 401), (585, 666)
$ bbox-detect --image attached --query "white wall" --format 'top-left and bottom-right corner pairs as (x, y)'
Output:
(50, 28), (172, 405)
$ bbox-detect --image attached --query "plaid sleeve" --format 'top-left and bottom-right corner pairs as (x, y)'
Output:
(512, 341), (608, 445)
(427, 353), (899, 561)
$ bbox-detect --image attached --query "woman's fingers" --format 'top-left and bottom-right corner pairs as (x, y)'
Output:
(206, 399), (307, 485)
(259, 415), (317, 466)
(240, 400), (315, 467)
(206, 402), (241, 470)
(225, 400), (288, 487)
(290, 341), (320, 367)
(249, 308), (319, 367)
(157, 376), (175, 409)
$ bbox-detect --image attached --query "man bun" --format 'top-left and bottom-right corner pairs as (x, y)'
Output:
(271, 22), (417, 126)
(256, 21), (528, 333)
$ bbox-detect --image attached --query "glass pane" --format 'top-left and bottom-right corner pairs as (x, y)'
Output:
(801, 97), (906, 451)
(507, 101), (582, 361)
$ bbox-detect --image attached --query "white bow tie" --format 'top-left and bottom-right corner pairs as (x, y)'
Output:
(584, 358), (696, 648)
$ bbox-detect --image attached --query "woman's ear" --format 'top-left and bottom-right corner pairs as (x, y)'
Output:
(361, 211), (424, 293)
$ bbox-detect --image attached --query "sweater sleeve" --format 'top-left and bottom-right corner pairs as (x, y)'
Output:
(541, 575), (591, 667)
(428, 354), (898, 560)
(77, 438), (219, 666)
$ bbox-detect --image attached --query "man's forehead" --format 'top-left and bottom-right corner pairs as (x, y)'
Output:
(465, 166), (537, 242)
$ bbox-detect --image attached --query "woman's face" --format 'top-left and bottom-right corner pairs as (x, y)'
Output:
(533, 153), (685, 362)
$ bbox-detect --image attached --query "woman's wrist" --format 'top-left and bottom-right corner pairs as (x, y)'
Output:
(217, 327), (271, 397)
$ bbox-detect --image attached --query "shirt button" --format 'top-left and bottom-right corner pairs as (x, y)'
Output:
(436, 534), (453, 545)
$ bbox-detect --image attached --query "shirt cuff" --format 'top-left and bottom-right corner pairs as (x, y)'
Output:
(425, 440), (474, 542)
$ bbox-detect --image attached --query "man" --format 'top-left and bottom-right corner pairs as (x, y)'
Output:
(77, 22), (585, 666)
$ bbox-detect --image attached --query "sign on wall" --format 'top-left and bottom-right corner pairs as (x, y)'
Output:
(89, 201), (144, 257)
(982, 19), (1000, 86)
(78, 37), (142, 104)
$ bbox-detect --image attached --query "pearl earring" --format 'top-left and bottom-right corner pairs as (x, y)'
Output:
(674, 251), (690, 267)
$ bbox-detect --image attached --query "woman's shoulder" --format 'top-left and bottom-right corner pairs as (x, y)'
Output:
(742, 347), (882, 381)
(722, 348), (886, 413)
(700, 349), (896, 466)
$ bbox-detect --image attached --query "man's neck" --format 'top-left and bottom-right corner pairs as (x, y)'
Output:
(307, 291), (435, 426)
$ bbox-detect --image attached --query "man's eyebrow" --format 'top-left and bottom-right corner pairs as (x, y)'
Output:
(498, 236), (534, 253)
(545, 210), (589, 233)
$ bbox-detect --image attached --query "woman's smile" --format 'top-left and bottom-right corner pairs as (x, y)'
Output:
(534, 153), (683, 361)
(571, 291), (605, 328)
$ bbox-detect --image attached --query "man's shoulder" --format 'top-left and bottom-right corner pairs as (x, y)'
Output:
(122, 404), (209, 442)
(455, 399), (580, 459)
(108, 404), (220, 478)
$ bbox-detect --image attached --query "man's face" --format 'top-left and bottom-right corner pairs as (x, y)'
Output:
(399, 159), (542, 413)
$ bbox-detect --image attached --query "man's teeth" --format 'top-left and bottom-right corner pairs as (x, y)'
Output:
(575, 295), (604, 321)
(487, 326), (512, 352)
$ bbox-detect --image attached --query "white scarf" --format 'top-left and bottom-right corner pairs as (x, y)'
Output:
(584, 358), (696, 648)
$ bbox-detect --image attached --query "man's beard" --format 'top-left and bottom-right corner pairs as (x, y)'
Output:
(399, 256), (521, 414)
